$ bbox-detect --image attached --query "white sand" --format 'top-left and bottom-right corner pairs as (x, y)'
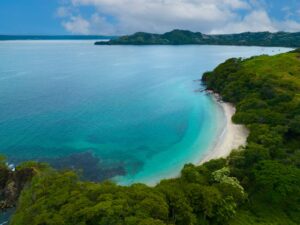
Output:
(199, 95), (249, 164)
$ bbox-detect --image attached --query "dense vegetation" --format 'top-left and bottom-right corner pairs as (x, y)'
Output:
(202, 49), (300, 224)
(95, 30), (300, 47)
(3, 50), (300, 224)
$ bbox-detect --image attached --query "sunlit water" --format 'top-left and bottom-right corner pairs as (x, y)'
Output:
(0, 41), (291, 185)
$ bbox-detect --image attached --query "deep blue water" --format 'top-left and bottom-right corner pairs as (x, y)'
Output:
(0, 41), (290, 185)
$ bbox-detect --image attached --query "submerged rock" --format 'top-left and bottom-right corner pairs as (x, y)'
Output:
(38, 151), (126, 182)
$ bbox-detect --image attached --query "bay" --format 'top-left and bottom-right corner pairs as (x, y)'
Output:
(0, 41), (290, 185)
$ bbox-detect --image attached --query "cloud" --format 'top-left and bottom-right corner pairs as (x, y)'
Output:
(55, 6), (72, 18)
(90, 14), (118, 35)
(62, 16), (91, 34)
(62, 0), (251, 34)
(58, 0), (300, 35)
(211, 10), (276, 34)
(212, 9), (300, 34)
(275, 20), (300, 32)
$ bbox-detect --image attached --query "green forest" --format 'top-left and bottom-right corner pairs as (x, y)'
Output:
(1, 49), (300, 225)
(95, 30), (300, 47)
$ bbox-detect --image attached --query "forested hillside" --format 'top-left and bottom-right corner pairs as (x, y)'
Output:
(95, 30), (300, 47)
(202, 48), (300, 224)
(3, 49), (300, 225)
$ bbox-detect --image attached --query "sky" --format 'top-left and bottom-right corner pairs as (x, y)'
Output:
(1, 0), (300, 35)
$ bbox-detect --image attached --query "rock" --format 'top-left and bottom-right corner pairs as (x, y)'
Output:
(0, 167), (35, 211)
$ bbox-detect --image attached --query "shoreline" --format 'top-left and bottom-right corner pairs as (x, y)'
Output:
(199, 93), (249, 164)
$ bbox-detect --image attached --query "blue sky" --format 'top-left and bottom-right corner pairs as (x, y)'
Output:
(0, 0), (300, 35)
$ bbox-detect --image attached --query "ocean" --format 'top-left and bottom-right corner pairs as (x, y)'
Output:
(0, 41), (290, 185)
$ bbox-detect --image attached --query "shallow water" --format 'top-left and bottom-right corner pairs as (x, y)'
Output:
(0, 41), (291, 185)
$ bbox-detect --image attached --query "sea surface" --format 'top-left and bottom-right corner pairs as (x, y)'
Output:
(0, 41), (291, 185)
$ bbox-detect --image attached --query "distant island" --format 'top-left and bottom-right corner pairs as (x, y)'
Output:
(95, 29), (300, 47)
(0, 35), (116, 41)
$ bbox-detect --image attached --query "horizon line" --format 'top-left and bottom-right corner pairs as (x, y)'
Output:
(0, 29), (299, 37)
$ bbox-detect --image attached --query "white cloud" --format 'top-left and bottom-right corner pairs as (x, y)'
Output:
(211, 10), (276, 34)
(55, 6), (72, 18)
(58, 0), (300, 35)
(62, 0), (251, 34)
(223, 0), (250, 9)
(275, 20), (300, 32)
(62, 16), (91, 34)
(90, 14), (118, 35)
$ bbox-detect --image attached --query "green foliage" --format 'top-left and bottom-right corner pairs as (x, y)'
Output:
(230, 206), (299, 225)
(203, 50), (300, 224)
(212, 168), (245, 197)
(157, 180), (196, 225)
(254, 161), (300, 205)
(11, 171), (171, 225)
(291, 48), (300, 53)
(16, 161), (51, 172)
(202, 158), (227, 172)
(243, 143), (270, 167)
(11, 162), (245, 225)
(289, 115), (300, 135)
(0, 155), (7, 168)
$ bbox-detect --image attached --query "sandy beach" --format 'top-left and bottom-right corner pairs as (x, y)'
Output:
(200, 95), (249, 164)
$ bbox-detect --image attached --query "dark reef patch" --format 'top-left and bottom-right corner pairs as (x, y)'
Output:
(9, 151), (126, 182)
(42, 151), (126, 182)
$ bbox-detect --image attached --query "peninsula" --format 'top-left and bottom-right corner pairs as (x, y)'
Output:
(95, 29), (300, 47)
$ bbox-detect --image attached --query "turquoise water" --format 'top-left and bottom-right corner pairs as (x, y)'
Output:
(0, 41), (290, 185)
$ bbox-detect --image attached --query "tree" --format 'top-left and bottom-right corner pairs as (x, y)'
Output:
(254, 161), (300, 205)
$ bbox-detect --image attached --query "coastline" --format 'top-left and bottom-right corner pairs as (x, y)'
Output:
(199, 93), (249, 164)
(125, 92), (250, 185)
